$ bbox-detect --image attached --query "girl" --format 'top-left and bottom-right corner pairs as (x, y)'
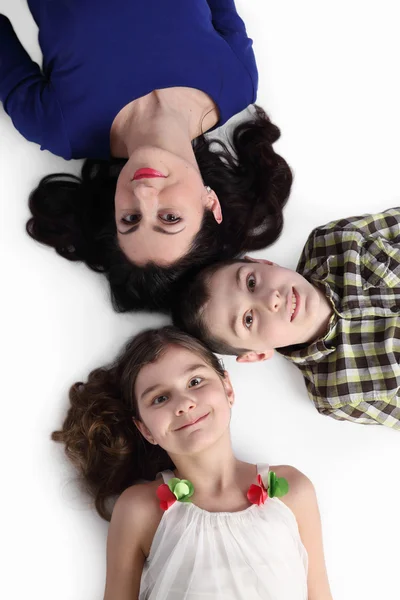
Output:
(0, 1), (292, 311)
(54, 326), (332, 599)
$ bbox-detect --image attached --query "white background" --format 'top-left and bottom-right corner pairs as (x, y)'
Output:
(1, 1), (400, 598)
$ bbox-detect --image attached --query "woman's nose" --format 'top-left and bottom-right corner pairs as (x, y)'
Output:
(133, 183), (159, 215)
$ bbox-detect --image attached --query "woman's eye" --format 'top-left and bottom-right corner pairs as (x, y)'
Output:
(189, 377), (203, 387)
(152, 395), (168, 406)
(122, 214), (140, 225)
(244, 310), (253, 329)
(247, 274), (256, 292)
(159, 212), (181, 223)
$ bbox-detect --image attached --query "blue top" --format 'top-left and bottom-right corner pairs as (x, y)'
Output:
(0, 0), (258, 160)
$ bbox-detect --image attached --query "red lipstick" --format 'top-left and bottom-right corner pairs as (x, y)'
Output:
(132, 168), (166, 181)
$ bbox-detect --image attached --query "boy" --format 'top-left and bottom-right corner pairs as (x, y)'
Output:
(173, 208), (400, 429)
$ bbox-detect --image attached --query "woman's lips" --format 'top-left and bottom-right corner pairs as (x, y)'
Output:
(131, 168), (166, 181)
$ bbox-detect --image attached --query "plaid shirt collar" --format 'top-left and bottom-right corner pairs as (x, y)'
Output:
(277, 209), (400, 428)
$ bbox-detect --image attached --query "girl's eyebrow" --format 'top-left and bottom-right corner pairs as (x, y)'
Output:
(140, 364), (207, 399)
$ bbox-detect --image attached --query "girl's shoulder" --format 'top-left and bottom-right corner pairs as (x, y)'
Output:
(270, 464), (317, 513)
(109, 478), (164, 556)
(113, 478), (162, 522)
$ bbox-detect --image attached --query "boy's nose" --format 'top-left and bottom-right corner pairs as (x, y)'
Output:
(265, 290), (282, 312)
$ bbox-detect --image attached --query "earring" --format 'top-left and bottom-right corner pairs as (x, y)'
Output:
(205, 185), (212, 193)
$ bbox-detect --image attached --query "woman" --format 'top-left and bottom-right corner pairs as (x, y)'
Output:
(0, 1), (292, 311)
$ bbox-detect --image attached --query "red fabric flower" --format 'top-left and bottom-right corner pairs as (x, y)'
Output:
(156, 483), (177, 511)
(247, 474), (268, 506)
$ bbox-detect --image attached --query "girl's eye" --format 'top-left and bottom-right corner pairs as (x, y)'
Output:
(122, 214), (141, 225)
(247, 274), (256, 292)
(189, 377), (203, 387)
(152, 395), (168, 406)
(243, 310), (253, 329)
(159, 212), (181, 223)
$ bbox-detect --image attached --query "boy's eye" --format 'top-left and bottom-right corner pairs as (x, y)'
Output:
(243, 310), (253, 329)
(247, 274), (256, 292)
(152, 395), (168, 406)
(189, 377), (203, 387)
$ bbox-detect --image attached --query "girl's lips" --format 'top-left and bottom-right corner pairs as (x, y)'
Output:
(176, 413), (210, 431)
(132, 168), (166, 181)
(290, 287), (300, 322)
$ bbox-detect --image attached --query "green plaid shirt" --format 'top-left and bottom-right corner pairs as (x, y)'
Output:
(279, 208), (400, 429)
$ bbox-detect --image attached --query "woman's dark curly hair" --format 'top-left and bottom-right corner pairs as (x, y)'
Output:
(27, 106), (292, 312)
(52, 326), (225, 521)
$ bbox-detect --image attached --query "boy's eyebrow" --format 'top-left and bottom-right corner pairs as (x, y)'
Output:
(229, 313), (240, 339)
(235, 265), (245, 288)
(228, 266), (245, 339)
(140, 363), (207, 399)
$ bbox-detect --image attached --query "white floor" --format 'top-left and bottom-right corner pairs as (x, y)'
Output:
(1, 1), (400, 599)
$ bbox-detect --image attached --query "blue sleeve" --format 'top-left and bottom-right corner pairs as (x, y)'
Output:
(206, 0), (258, 95)
(0, 14), (68, 155)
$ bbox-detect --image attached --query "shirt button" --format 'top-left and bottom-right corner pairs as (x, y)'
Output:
(390, 306), (399, 313)
(376, 251), (387, 262)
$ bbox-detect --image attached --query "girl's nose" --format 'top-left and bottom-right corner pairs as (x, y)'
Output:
(175, 395), (196, 416)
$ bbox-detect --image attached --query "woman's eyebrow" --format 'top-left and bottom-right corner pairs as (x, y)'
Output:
(118, 225), (185, 235)
(153, 226), (185, 236)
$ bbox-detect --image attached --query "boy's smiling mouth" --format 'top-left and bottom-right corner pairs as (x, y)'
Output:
(290, 288), (300, 321)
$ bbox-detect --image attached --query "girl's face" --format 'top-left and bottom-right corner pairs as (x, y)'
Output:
(134, 345), (234, 456)
(114, 147), (222, 266)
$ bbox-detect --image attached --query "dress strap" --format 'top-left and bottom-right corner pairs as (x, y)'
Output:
(256, 463), (270, 487)
(159, 469), (175, 484)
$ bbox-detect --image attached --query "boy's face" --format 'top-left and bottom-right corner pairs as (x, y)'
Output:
(204, 259), (331, 362)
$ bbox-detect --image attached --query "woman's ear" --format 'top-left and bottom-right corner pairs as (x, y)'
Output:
(133, 418), (157, 445)
(205, 189), (222, 224)
(222, 371), (235, 407)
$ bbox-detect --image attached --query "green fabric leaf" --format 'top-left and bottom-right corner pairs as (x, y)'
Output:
(167, 477), (195, 502)
(268, 471), (289, 498)
(274, 478), (289, 497)
(168, 478), (181, 493)
(268, 471), (277, 497)
(181, 480), (194, 498)
(174, 481), (190, 499)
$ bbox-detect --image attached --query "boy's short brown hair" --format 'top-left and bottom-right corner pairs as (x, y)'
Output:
(172, 259), (251, 356)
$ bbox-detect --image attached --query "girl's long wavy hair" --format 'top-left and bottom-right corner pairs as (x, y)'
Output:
(27, 106), (292, 312)
(52, 326), (225, 521)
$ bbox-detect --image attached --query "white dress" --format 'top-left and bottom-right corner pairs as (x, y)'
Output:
(139, 464), (308, 599)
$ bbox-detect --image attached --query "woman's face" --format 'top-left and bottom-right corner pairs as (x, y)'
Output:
(134, 344), (234, 457)
(114, 147), (222, 266)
